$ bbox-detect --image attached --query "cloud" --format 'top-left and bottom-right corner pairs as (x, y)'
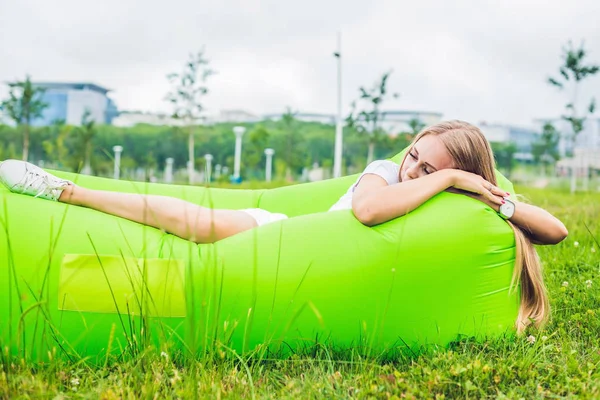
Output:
(1, 0), (598, 127)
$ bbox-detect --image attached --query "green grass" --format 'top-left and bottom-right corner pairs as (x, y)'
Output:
(1, 186), (599, 399)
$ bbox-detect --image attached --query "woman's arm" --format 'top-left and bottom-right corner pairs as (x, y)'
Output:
(352, 169), (505, 226)
(352, 168), (567, 246)
(460, 191), (568, 245)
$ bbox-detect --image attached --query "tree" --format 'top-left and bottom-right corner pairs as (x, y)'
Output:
(532, 122), (560, 177)
(166, 49), (215, 185)
(491, 142), (517, 178)
(42, 119), (71, 168)
(548, 40), (599, 192)
(0, 75), (48, 161)
(245, 125), (270, 174)
(407, 117), (426, 136)
(280, 108), (305, 180)
(346, 71), (398, 164)
(77, 109), (96, 174)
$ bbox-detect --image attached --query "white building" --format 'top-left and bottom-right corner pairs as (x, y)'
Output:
(556, 148), (600, 173)
(112, 111), (186, 127)
(263, 110), (442, 134)
(207, 109), (261, 124)
(479, 123), (540, 161)
(378, 110), (443, 136)
(263, 112), (337, 125)
(534, 117), (600, 157)
(32, 82), (118, 126)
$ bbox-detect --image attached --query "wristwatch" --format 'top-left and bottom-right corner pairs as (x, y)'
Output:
(498, 197), (515, 220)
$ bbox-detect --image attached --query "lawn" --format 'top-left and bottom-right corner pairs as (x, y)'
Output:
(1, 186), (599, 399)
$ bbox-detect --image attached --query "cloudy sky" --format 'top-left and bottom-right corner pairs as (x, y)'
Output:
(1, 0), (599, 127)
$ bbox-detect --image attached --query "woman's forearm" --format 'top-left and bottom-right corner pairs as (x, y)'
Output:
(509, 201), (568, 245)
(352, 170), (455, 226)
(461, 192), (568, 245)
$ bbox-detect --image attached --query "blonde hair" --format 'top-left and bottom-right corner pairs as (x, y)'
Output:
(401, 120), (549, 334)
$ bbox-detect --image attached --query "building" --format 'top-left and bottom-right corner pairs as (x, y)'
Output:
(263, 110), (443, 134)
(207, 109), (261, 124)
(32, 82), (118, 126)
(263, 112), (336, 125)
(378, 110), (443, 136)
(534, 117), (600, 157)
(112, 111), (185, 127)
(479, 123), (540, 161)
(556, 148), (600, 175)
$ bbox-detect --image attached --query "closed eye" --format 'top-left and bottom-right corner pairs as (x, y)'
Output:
(409, 152), (417, 160)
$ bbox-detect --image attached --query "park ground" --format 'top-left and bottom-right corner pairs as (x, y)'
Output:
(1, 185), (599, 399)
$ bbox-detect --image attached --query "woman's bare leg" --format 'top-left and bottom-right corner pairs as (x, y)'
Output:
(58, 184), (258, 243)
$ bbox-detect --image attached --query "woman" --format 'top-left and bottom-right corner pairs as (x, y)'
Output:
(0, 120), (567, 333)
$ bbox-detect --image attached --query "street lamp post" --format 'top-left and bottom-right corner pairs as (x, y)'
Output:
(204, 154), (213, 183)
(233, 126), (246, 180)
(333, 31), (343, 178)
(165, 158), (174, 184)
(113, 145), (123, 180)
(264, 148), (275, 182)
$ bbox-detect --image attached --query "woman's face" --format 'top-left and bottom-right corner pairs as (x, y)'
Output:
(400, 135), (455, 182)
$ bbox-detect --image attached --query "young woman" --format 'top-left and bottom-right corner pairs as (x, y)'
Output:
(0, 120), (567, 333)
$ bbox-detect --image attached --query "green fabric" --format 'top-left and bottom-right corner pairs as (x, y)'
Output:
(0, 154), (519, 360)
(58, 254), (186, 317)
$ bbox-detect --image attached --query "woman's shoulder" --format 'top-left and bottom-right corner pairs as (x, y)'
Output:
(363, 159), (400, 172)
(361, 160), (401, 184)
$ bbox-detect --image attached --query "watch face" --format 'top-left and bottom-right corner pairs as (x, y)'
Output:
(500, 200), (515, 218)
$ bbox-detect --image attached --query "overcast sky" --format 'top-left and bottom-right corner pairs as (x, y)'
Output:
(1, 0), (599, 127)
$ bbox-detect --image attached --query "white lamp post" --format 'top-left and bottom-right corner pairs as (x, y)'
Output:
(333, 31), (344, 178)
(215, 164), (222, 178)
(165, 157), (174, 184)
(204, 154), (213, 183)
(113, 145), (123, 180)
(233, 126), (246, 180)
(264, 148), (275, 182)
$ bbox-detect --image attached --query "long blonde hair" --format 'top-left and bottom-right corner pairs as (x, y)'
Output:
(401, 120), (549, 334)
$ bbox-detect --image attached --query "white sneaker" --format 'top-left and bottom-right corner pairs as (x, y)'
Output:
(0, 160), (72, 201)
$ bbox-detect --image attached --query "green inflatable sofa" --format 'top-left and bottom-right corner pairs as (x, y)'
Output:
(0, 152), (519, 361)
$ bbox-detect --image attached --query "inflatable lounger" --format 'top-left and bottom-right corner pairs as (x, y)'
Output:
(0, 153), (519, 360)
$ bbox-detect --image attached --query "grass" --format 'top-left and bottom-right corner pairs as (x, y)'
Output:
(1, 185), (599, 399)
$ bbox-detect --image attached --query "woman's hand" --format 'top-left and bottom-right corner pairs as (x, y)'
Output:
(448, 169), (508, 208)
(445, 170), (568, 245)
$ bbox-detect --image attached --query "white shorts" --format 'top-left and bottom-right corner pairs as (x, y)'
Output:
(240, 208), (289, 226)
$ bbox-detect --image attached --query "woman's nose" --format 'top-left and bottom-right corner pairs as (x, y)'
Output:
(406, 164), (418, 179)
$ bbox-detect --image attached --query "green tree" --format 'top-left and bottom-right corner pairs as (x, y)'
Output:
(548, 40), (599, 192)
(346, 71), (398, 164)
(245, 125), (270, 174)
(532, 122), (560, 177)
(491, 142), (517, 178)
(407, 117), (425, 136)
(42, 119), (72, 167)
(166, 49), (215, 185)
(0, 75), (48, 161)
(77, 109), (96, 174)
(280, 108), (305, 180)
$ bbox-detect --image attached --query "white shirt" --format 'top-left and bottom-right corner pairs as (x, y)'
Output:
(329, 160), (401, 211)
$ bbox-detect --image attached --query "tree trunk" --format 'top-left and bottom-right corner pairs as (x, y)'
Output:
(22, 124), (29, 161)
(188, 127), (195, 185)
(367, 140), (375, 165)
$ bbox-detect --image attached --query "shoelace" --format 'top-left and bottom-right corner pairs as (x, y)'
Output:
(19, 170), (67, 199)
